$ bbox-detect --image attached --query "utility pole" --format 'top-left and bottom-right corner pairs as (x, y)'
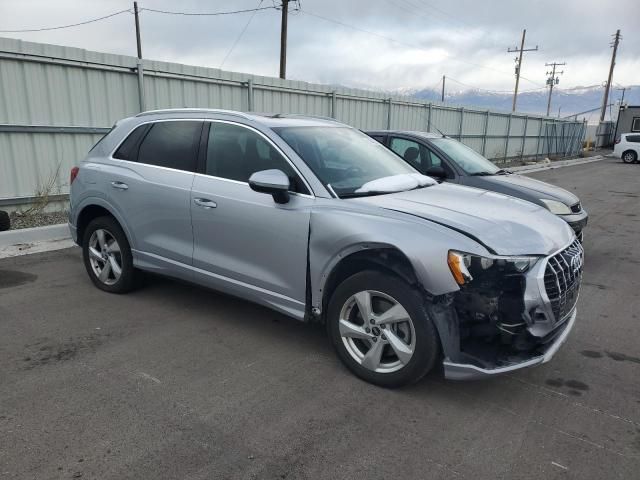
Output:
(279, 0), (289, 79)
(507, 29), (538, 112)
(133, 1), (145, 111)
(600, 30), (622, 122)
(616, 86), (627, 106)
(545, 62), (565, 117)
(441, 75), (445, 102)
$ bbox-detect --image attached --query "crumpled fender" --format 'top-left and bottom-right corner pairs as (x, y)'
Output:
(308, 201), (489, 311)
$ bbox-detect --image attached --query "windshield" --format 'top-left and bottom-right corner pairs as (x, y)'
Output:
(430, 138), (500, 175)
(275, 126), (426, 197)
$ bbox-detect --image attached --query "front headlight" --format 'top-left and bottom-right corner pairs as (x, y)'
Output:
(447, 251), (539, 286)
(539, 198), (572, 215)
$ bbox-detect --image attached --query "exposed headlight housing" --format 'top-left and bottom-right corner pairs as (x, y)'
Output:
(539, 198), (572, 215)
(447, 251), (539, 286)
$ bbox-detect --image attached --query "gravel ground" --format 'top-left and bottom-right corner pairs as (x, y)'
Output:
(8, 210), (68, 230)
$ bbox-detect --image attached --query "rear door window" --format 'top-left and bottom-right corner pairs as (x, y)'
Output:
(626, 134), (640, 143)
(113, 124), (151, 160)
(136, 121), (202, 172)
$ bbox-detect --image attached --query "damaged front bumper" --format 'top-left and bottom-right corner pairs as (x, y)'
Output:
(432, 238), (583, 381)
(443, 307), (577, 380)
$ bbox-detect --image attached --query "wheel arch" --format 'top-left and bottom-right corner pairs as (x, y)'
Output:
(75, 198), (135, 248)
(318, 244), (424, 320)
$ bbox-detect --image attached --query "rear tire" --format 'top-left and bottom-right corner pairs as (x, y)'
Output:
(622, 150), (637, 163)
(82, 216), (137, 293)
(327, 270), (440, 388)
(0, 210), (9, 231)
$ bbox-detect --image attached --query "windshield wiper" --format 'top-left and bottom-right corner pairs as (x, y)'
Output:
(494, 169), (512, 175)
(469, 171), (494, 176)
(338, 191), (387, 199)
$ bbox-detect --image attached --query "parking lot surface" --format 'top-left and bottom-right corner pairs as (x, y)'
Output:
(1, 157), (639, 479)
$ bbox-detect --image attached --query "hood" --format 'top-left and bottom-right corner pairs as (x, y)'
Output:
(352, 183), (574, 256)
(473, 173), (579, 207)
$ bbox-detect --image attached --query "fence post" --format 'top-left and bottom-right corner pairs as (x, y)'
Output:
(247, 78), (254, 112)
(458, 107), (464, 141)
(536, 119), (543, 159)
(481, 111), (489, 156)
(504, 113), (512, 163)
(427, 103), (432, 132)
(331, 91), (337, 119)
(387, 98), (392, 129)
(520, 115), (528, 161)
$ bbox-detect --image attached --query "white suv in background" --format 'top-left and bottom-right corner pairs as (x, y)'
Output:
(613, 133), (640, 163)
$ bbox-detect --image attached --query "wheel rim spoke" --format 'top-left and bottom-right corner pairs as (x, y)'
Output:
(96, 229), (107, 250)
(98, 259), (112, 283)
(88, 246), (102, 261)
(108, 255), (122, 279)
(361, 339), (385, 371)
(353, 291), (372, 321)
(384, 328), (414, 365)
(107, 240), (120, 254)
(376, 303), (410, 326)
(339, 319), (372, 341)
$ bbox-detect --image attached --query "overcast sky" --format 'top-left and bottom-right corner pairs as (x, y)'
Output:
(1, 0), (638, 94)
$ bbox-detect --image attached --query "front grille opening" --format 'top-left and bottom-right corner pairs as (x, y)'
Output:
(544, 239), (583, 322)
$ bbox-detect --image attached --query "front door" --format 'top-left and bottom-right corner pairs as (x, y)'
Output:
(388, 136), (457, 183)
(191, 121), (313, 311)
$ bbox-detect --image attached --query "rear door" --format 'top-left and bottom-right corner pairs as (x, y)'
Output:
(191, 121), (313, 305)
(107, 120), (203, 267)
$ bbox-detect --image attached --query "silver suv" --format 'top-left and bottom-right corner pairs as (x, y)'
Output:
(69, 109), (583, 387)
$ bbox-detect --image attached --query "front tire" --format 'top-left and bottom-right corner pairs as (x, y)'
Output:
(327, 270), (440, 388)
(622, 150), (637, 163)
(82, 216), (137, 293)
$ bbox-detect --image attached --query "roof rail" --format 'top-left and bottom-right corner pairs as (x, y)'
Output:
(269, 113), (344, 124)
(135, 108), (253, 119)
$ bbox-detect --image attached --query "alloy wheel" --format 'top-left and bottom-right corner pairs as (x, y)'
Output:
(338, 290), (416, 373)
(88, 228), (122, 286)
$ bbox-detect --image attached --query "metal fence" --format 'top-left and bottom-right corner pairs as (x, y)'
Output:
(0, 37), (585, 206)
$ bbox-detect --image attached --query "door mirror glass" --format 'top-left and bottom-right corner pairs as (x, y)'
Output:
(425, 165), (447, 179)
(249, 169), (291, 204)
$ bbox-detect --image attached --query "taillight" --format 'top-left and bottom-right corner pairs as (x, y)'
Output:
(615, 137), (621, 144)
(70, 166), (79, 185)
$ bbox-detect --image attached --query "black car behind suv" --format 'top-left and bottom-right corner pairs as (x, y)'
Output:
(366, 130), (588, 238)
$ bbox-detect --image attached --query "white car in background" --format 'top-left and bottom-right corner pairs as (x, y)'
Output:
(613, 133), (640, 163)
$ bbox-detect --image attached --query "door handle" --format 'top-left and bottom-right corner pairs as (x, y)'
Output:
(111, 181), (129, 190)
(194, 198), (217, 209)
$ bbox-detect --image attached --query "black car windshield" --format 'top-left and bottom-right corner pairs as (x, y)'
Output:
(275, 126), (431, 197)
(430, 138), (500, 175)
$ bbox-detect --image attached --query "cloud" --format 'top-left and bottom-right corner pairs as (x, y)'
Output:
(1, 0), (638, 93)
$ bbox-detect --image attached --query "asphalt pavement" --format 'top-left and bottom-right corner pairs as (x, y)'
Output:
(1, 157), (639, 479)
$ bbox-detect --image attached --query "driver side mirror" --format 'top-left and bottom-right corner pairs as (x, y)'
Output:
(249, 169), (290, 204)
(425, 165), (447, 180)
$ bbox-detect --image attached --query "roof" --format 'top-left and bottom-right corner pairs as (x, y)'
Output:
(135, 108), (346, 128)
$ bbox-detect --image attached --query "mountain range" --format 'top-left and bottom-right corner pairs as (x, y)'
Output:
(397, 84), (639, 122)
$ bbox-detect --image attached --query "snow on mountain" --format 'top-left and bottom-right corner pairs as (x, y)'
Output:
(399, 84), (640, 120)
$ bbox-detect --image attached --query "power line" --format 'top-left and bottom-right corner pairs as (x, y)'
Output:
(220, 0), (265, 69)
(0, 9), (131, 33)
(298, 8), (545, 88)
(140, 6), (277, 17)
